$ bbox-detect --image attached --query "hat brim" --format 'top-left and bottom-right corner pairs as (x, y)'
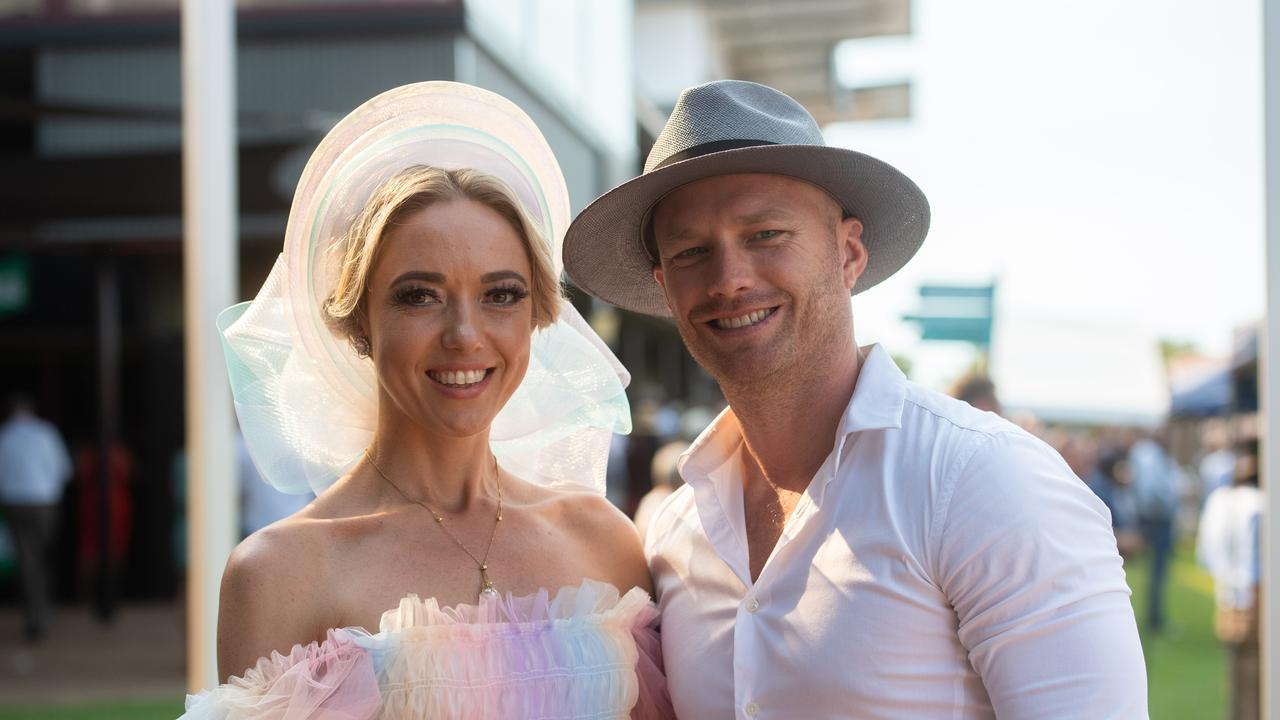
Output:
(563, 144), (930, 317)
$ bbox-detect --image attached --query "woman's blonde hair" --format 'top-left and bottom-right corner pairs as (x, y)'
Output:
(323, 165), (562, 343)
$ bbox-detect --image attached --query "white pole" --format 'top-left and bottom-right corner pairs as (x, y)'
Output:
(182, 0), (239, 692)
(1264, 0), (1280, 715)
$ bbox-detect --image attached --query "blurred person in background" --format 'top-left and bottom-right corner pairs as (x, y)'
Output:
(1042, 426), (1096, 480)
(1086, 446), (1143, 557)
(950, 373), (1000, 414)
(75, 440), (133, 621)
(1198, 426), (1237, 504)
(186, 83), (670, 718)
(625, 397), (663, 516)
(634, 405), (717, 539)
(633, 440), (688, 544)
(565, 79), (1145, 718)
(1130, 427), (1180, 633)
(1197, 438), (1262, 720)
(0, 393), (71, 641)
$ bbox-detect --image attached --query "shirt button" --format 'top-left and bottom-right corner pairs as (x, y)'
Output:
(745, 701), (760, 717)
(746, 598), (760, 613)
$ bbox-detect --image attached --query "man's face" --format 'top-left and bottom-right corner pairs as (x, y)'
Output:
(650, 173), (867, 387)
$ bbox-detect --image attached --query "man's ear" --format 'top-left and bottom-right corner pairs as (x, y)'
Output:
(652, 265), (676, 315)
(839, 216), (869, 290)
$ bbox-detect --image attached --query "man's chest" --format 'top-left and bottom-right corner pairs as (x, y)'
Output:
(653, 521), (978, 719)
(742, 484), (805, 582)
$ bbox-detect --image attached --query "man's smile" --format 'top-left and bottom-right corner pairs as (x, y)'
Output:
(709, 307), (777, 330)
(704, 306), (780, 333)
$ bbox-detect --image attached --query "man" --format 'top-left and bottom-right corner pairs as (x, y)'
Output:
(0, 394), (72, 641)
(564, 80), (1146, 718)
(1129, 428), (1180, 633)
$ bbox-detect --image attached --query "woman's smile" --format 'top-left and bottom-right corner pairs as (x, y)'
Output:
(425, 366), (497, 399)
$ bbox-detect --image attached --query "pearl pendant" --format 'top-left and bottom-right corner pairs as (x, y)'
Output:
(479, 566), (499, 600)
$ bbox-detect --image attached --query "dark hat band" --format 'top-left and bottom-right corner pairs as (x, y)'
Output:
(652, 138), (778, 171)
(641, 139), (782, 264)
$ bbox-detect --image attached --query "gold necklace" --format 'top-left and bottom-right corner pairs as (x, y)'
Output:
(363, 448), (503, 601)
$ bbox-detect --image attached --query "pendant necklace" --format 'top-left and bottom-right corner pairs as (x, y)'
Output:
(364, 448), (503, 601)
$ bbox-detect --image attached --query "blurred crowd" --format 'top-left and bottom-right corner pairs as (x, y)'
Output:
(947, 372), (1264, 720)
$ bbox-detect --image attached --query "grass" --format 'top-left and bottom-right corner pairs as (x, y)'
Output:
(1126, 540), (1226, 719)
(0, 699), (184, 720)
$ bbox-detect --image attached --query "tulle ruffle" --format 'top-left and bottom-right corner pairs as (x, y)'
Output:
(182, 629), (381, 720)
(181, 581), (671, 720)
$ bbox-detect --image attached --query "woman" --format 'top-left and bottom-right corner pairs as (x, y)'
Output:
(184, 83), (669, 718)
(1198, 439), (1262, 720)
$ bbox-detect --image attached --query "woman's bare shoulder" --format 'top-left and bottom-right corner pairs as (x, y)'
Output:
(224, 515), (326, 591)
(217, 516), (332, 681)
(553, 491), (652, 596)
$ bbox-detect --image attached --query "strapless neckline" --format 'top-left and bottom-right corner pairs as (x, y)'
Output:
(184, 578), (673, 720)
(370, 579), (651, 633)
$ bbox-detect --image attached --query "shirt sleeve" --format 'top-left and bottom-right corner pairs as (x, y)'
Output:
(1250, 510), (1262, 585)
(1196, 489), (1225, 574)
(934, 430), (1148, 719)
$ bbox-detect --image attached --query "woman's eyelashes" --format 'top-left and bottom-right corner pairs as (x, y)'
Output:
(485, 283), (529, 307)
(389, 283), (528, 308)
(392, 284), (440, 306)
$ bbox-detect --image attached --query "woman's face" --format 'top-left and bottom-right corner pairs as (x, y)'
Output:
(362, 198), (535, 440)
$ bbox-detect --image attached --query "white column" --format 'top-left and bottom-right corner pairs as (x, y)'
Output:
(182, 0), (239, 691)
(1264, 0), (1280, 716)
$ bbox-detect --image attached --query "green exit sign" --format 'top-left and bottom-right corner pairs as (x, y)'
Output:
(901, 315), (993, 344)
(903, 283), (995, 346)
(0, 256), (29, 316)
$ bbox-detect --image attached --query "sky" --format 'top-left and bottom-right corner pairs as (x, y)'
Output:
(825, 0), (1265, 396)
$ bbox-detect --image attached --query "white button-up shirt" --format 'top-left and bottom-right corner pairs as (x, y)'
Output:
(0, 413), (72, 506)
(1197, 484), (1263, 610)
(645, 345), (1147, 719)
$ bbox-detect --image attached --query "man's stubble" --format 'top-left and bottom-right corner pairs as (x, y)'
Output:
(672, 241), (853, 408)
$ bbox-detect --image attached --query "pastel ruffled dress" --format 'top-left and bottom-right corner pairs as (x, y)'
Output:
(182, 580), (672, 719)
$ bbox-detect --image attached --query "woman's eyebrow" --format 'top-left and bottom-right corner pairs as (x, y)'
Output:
(481, 270), (528, 284)
(390, 270), (445, 285)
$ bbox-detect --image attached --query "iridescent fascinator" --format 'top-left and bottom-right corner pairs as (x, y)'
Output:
(218, 82), (631, 496)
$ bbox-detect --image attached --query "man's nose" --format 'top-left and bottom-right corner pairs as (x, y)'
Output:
(705, 244), (755, 298)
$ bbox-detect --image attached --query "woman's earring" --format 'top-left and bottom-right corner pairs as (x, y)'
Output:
(353, 336), (371, 358)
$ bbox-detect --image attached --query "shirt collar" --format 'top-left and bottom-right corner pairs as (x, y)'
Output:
(837, 343), (908, 437)
(677, 404), (742, 488)
(678, 343), (908, 487)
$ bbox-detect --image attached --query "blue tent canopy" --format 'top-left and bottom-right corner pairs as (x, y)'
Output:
(1170, 366), (1234, 417)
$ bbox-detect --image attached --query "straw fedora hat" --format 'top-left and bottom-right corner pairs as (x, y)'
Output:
(562, 80), (930, 316)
